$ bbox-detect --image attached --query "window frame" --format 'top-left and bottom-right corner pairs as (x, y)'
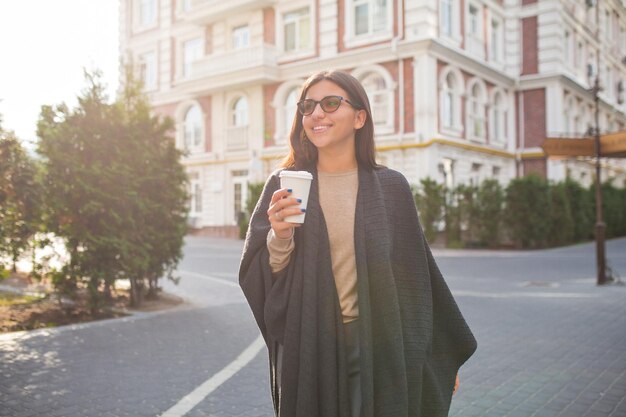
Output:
(181, 37), (203, 79)
(183, 104), (204, 153)
(489, 89), (508, 147)
(138, 50), (158, 92)
(232, 25), (251, 50)
(351, 66), (395, 135)
(344, 0), (393, 48)
(439, 67), (464, 136)
(466, 80), (487, 143)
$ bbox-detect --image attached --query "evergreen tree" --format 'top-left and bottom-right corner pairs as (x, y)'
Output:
(37, 70), (188, 309)
(0, 124), (42, 272)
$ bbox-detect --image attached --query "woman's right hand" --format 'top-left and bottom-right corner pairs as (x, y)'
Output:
(267, 188), (304, 239)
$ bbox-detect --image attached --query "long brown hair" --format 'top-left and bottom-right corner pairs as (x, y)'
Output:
(280, 70), (380, 171)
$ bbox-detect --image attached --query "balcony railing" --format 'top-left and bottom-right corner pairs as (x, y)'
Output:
(192, 44), (277, 80)
(188, 0), (277, 24)
(226, 126), (248, 151)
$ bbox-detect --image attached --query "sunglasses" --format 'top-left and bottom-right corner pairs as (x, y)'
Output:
(296, 95), (360, 116)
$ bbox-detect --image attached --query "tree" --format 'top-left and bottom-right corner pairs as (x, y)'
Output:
(0, 125), (42, 272)
(37, 70), (188, 310)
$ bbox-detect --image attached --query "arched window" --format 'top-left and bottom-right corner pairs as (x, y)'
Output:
(284, 88), (298, 137)
(467, 82), (486, 141)
(232, 97), (249, 127)
(490, 91), (507, 144)
(442, 73), (456, 128)
(361, 71), (391, 129)
(184, 105), (203, 150)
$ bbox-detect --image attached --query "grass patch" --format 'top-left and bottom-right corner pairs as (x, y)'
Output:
(0, 291), (42, 307)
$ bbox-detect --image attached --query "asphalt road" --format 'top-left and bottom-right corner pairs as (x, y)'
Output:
(1, 236), (625, 417)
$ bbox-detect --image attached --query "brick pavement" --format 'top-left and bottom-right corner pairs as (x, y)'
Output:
(1, 237), (625, 417)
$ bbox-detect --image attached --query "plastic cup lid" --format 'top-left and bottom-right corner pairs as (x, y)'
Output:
(279, 170), (313, 180)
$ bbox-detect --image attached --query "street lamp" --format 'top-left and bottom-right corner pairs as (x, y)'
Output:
(590, 1), (607, 285)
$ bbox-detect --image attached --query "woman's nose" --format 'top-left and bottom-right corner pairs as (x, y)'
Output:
(310, 103), (325, 119)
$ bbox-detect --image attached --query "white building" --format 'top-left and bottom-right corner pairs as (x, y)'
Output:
(120, 0), (626, 237)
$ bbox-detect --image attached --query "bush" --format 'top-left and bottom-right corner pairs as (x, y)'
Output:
(548, 182), (574, 247)
(504, 175), (551, 249)
(476, 179), (504, 247)
(563, 178), (593, 242)
(414, 178), (445, 244)
(239, 182), (265, 239)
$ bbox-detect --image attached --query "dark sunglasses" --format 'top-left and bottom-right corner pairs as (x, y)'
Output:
(297, 95), (360, 116)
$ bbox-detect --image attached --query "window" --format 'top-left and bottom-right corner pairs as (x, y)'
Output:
(361, 72), (390, 128)
(227, 97), (249, 150)
(470, 163), (482, 185)
(232, 170), (249, 223)
(352, 0), (389, 37)
(180, 0), (191, 12)
(441, 0), (453, 37)
(469, 4), (480, 37)
(183, 38), (202, 78)
(193, 183), (203, 213)
(575, 40), (583, 68)
(467, 83), (486, 140)
(490, 19), (503, 63)
(184, 105), (203, 150)
(139, 51), (157, 91)
(441, 71), (461, 131)
(439, 158), (455, 190)
(232, 97), (249, 127)
(283, 8), (311, 53)
(283, 88), (298, 138)
(564, 31), (570, 66)
(490, 92), (507, 144)
(139, 0), (157, 27)
(605, 66), (613, 100)
(232, 26), (250, 50)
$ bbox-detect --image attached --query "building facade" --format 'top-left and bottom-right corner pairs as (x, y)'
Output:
(120, 0), (626, 235)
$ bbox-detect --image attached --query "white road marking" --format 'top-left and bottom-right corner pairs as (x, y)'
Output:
(160, 334), (265, 417)
(177, 270), (240, 288)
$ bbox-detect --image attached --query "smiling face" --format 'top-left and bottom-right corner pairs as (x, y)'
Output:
(301, 80), (366, 155)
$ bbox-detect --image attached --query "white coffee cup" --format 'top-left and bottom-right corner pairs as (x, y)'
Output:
(279, 170), (313, 223)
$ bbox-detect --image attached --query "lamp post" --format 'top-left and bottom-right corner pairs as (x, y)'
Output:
(591, 1), (607, 285)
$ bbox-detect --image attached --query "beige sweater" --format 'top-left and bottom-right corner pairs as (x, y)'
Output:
(267, 169), (359, 323)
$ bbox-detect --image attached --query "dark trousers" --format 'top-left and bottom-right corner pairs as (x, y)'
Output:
(344, 319), (361, 417)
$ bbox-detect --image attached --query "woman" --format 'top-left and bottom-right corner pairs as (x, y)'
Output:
(239, 70), (477, 417)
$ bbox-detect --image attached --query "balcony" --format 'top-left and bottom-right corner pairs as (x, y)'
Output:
(187, 0), (278, 25)
(178, 44), (279, 93)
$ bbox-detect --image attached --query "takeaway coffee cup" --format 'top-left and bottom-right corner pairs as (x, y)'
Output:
(279, 170), (313, 223)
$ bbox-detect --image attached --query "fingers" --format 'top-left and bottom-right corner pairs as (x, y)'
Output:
(268, 188), (303, 218)
(453, 374), (460, 395)
(267, 188), (305, 239)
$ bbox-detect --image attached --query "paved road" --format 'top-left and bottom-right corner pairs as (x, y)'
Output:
(1, 237), (625, 417)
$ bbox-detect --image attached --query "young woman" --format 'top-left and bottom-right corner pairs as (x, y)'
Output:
(239, 70), (476, 417)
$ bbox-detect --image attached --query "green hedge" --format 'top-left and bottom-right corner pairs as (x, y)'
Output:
(412, 175), (625, 249)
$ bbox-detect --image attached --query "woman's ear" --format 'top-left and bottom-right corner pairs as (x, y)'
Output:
(354, 109), (367, 130)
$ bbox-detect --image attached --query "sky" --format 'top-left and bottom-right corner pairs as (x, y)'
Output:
(0, 0), (119, 150)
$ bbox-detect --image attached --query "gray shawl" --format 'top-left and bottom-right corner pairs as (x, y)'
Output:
(239, 166), (477, 417)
